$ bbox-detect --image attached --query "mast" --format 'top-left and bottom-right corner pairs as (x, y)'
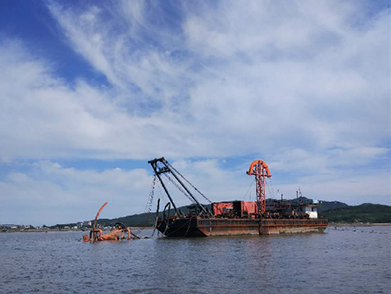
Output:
(247, 160), (272, 214)
(148, 158), (180, 216)
(148, 157), (212, 217)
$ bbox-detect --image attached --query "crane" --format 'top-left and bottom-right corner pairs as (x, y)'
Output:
(247, 160), (272, 214)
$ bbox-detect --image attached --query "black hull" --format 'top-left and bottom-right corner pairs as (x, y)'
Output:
(157, 217), (328, 237)
(157, 218), (205, 237)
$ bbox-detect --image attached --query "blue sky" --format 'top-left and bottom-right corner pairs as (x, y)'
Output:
(0, 0), (389, 226)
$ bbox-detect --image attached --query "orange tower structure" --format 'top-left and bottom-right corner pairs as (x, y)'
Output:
(247, 160), (272, 214)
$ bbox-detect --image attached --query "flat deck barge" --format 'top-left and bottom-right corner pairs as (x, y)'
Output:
(149, 157), (328, 238)
(157, 217), (328, 237)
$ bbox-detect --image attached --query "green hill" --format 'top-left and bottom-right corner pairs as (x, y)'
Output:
(317, 200), (348, 212)
(98, 213), (156, 227)
(51, 200), (390, 229)
(321, 204), (391, 223)
(267, 197), (349, 212)
(96, 204), (210, 227)
(98, 202), (391, 226)
(98, 203), (390, 227)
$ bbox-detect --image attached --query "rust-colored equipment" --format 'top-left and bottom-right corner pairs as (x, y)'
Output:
(246, 160), (272, 214)
(211, 201), (257, 218)
(150, 157), (327, 237)
(83, 202), (131, 242)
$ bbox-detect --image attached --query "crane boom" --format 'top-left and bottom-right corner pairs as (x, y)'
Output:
(247, 160), (272, 214)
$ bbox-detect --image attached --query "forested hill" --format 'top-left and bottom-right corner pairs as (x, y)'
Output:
(51, 199), (390, 228)
(97, 205), (204, 227)
(321, 204), (391, 223)
(96, 201), (390, 227)
(317, 200), (348, 212)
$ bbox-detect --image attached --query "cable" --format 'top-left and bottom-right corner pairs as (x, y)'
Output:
(244, 178), (255, 201)
(163, 173), (196, 204)
(167, 161), (212, 204)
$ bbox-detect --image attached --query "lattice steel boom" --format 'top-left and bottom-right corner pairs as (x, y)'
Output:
(247, 160), (272, 214)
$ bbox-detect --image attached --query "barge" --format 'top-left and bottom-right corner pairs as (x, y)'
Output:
(157, 217), (328, 237)
(149, 157), (328, 237)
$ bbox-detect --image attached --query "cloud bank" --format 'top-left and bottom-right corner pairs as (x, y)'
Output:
(0, 0), (389, 225)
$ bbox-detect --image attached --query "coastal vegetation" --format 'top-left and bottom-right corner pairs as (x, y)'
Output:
(2, 200), (389, 231)
(321, 204), (391, 223)
(96, 201), (390, 227)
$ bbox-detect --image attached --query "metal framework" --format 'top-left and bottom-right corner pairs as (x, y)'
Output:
(247, 160), (272, 214)
(84, 202), (132, 242)
(148, 157), (212, 217)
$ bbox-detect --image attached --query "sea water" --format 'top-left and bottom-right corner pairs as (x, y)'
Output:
(1, 226), (390, 294)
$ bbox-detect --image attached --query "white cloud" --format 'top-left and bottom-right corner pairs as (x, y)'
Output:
(278, 172), (391, 205)
(0, 0), (389, 224)
(0, 161), (152, 225)
(0, 0), (388, 162)
(0, 156), (389, 226)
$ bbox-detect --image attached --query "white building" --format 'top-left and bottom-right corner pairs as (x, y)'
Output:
(300, 205), (320, 219)
(82, 221), (92, 227)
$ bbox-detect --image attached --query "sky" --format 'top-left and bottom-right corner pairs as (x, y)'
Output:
(0, 0), (389, 226)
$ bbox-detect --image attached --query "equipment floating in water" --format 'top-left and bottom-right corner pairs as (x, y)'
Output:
(83, 202), (131, 242)
(83, 199), (161, 242)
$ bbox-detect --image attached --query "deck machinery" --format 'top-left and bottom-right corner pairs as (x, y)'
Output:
(149, 157), (328, 237)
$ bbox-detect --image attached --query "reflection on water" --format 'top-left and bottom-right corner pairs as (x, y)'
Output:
(1, 226), (390, 294)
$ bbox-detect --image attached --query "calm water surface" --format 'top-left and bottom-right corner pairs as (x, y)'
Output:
(1, 226), (390, 294)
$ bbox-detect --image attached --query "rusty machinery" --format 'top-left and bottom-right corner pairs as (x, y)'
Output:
(247, 160), (272, 214)
(148, 157), (213, 218)
(83, 202), (131, 242)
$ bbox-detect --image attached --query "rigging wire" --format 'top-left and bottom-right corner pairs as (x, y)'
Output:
(243, 178), (255, 201)
(133, 175), (157, 236)
(166, 161), (212, 204)
(144, 175), (156, 214)
(163, 173), (196, 205)
(265, 180), (272, 198)
(265, 178), (276, 199)
(269, 178), (276, 198)
(156, 180), (168, 206)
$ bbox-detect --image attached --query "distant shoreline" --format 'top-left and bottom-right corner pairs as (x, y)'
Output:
(0, 226), (155, 233)
(1, 224), (390, 233)
(328, 222), (391, 227)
